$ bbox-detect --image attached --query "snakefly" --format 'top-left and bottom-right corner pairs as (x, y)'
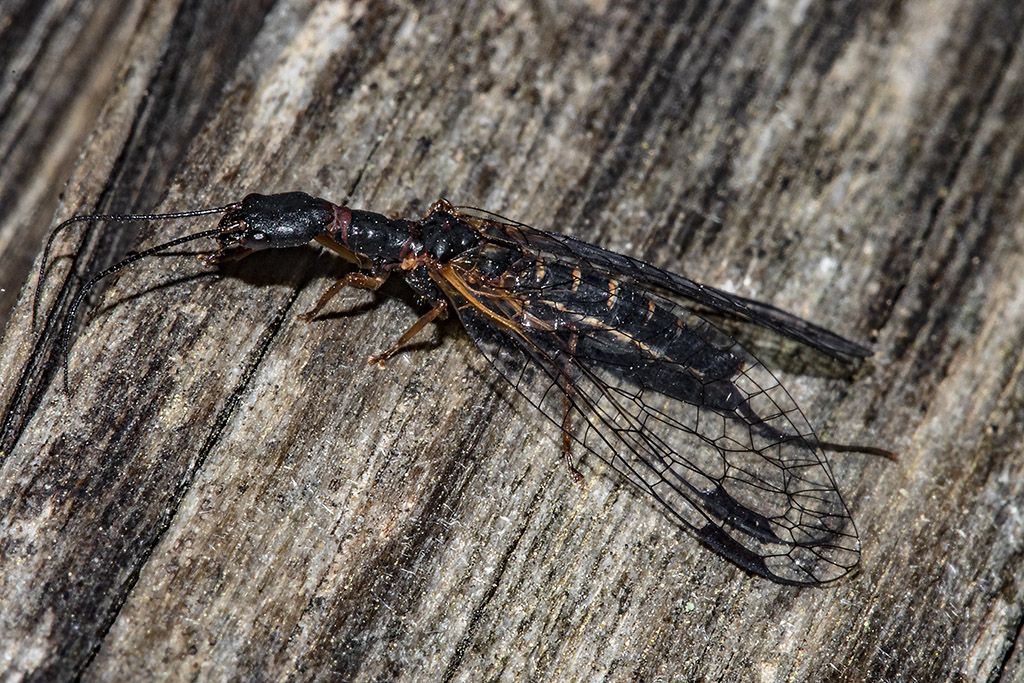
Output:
(35, 191), (890, 586)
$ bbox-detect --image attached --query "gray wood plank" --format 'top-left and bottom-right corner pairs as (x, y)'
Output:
(1, 1), (1022, 681)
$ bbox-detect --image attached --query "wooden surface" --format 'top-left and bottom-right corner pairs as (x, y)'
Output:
(2, 1), (1023, 681)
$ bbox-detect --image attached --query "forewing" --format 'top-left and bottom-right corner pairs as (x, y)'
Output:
(453, 206), (871, 358)
(433, 255), (860, 585)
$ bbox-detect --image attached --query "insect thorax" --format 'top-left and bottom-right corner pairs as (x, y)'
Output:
(417, 211), (480, 261)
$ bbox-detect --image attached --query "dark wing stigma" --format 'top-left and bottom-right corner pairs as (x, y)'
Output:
(435, 211), (861, 585)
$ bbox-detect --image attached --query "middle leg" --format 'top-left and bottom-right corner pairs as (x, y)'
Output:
(368, 300), (448, 367)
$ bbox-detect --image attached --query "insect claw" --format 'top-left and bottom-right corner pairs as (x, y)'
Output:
(562, 438), (585, 486)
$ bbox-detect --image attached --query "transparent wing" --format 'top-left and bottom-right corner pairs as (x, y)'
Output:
(432, 253), (860, 585)
(453, 206), (871, 358)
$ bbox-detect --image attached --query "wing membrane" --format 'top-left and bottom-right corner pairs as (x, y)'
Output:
(453, 206), (871, 358)
(432, 235), (860, 585)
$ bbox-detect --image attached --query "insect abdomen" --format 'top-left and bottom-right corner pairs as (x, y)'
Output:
(525, 263), (742, 403)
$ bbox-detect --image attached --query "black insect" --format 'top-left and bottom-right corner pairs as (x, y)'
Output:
(35, 192), (891, 586)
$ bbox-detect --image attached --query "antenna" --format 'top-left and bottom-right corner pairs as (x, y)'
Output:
(33, 203), (239, 326)
(57, 225), (231, 392)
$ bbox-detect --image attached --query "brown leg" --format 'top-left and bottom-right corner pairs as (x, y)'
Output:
(298, 272), (387, 321)
(561, 391), (585, 485)
(314, 234), (373, 269)
(368, 300), (448, 366)
(560, 332), (585, 485)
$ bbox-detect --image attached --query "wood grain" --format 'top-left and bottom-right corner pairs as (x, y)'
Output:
(2, 1), (1023, 681)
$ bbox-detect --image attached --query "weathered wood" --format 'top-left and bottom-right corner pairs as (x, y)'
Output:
(2, 1), (1023, 680)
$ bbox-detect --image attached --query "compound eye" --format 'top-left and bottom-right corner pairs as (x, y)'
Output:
(238, 230), (270, 249)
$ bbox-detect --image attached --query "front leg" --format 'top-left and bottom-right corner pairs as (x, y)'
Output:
(298, 272), (388, 321)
